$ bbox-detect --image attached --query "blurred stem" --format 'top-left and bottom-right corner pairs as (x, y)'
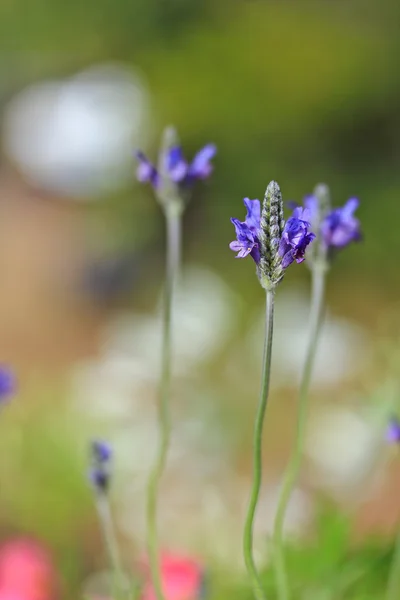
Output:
(386, 531), (400, 600)
(243, 288), (275, 600)
(273, 265), (326, 600)
(95, 494), (125, 599)
(146, 205), (182, 600)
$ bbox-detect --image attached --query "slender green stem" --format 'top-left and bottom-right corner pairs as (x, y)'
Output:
(386, 529), (400, 600)
(243, 289), (275, 600)
(95, 494), (126, 599)
(146, 206), (181, 600)
(273, 266), (326, 600)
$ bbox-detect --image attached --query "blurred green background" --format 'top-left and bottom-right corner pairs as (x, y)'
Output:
(0, 0), (399, 597)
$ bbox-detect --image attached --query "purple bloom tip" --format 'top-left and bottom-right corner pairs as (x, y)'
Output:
(0, 366), (15, 403)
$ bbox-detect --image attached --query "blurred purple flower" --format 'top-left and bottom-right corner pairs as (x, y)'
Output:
(292, 194), (361, 251)
(0, 367), (15, 403)
(89, 439), (112, 493)
(278, 207), (316, 268)
(320, 198), (361, 249)
(135, 151), (160, 189)
(92, 440), (112, 463)
(229, 198), (261, 263)
(386, 418), (400, 444)
(135, 143), (216, 190)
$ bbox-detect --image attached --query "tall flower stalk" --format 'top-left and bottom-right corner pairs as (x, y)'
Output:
(146, 200), (181, 600)
(272, 184), (361, 600)
(242, 287), (275, 600)
(136, 128), (216, 600)
(89, 440), (126, 600)
(230, 181), (315, 600)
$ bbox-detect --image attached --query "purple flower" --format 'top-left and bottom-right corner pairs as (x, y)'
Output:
(89, 439), (112, 493)
(92, 440), (112, 463)
(278, 207), (316, 268)
(135, 151), (160, 189)
(0, 366), (15, 403)
(135, 143), (216, 190)
(229, 198), (261, 264)
(320, 198), (361, 249)
(386, 418), (400, 444)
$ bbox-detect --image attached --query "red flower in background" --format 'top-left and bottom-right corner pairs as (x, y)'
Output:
(140, 553), (205, 600)
(0, 538), (56, 600)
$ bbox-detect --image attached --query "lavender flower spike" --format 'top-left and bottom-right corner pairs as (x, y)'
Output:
(135, 127), (216, 207)
(230, 182), (315, 288)
(258, 181), (286, 289)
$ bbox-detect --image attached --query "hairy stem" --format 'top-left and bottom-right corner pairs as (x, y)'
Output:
(243, 289), (275, 600)
(146, 207), (181, 600)
(272, 266), (326, 600)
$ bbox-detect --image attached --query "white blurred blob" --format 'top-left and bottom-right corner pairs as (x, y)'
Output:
(3, 63), (150, 198)
(247, 287), (369, 387)
(72, 265), (238, 422)
(305, 404), (385, 501)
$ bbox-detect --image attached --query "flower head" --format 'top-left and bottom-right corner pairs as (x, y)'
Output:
(229, 183), (315, 288)
(135, 128), (216, 195)
(89, 439), (112, 493)
(386, 417), (400, 444)
(0, 367), (15, 404)
(278, 207), (316, 268)
(320, 198), (361, 249)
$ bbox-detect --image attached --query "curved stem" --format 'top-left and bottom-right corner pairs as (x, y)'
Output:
(146, 207), (181, 600)
(243, 289), (275, 600)
(273, 266), (326, 600)
(386, 530), (400, 600)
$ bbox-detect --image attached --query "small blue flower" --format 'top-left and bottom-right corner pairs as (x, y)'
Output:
(92, 440), (112, 463)
(89, 468), (109, 492)
(278, 207), (316, 268)
(135, 142), (216, 191)
(386, 417), (400, 444)
(320, 198), (361, 249)
(0, 366), (15, 403)
(229, 198), (261, 264)
(89, 439), (112, 493)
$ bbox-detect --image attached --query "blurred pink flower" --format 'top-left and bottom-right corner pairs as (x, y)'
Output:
(0, 538), (56, 600)
(140, 553), (204, 600)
